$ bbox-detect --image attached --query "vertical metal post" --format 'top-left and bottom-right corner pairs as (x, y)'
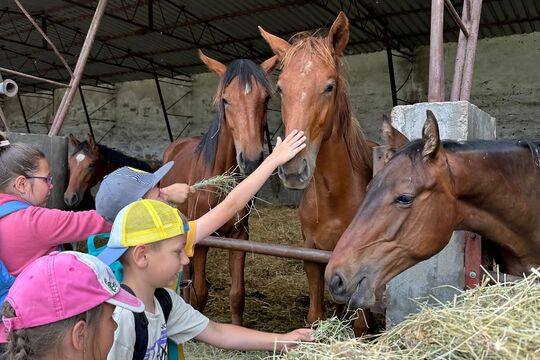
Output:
(460, 0), (483, 101)
(428, 0), (445, 102)
(264, 123), (273, 154)
(42, 17), (47, 49)
(386, 46), (398, 106)
(464, 231), (482, 289)
(79, 86), (94, 139)
(148, 0), (153, 29)
(154, 73), (173, 142)
(49, 0), (109, 136)
(451, 0), (470, 101)
(17, 93), (31, 133)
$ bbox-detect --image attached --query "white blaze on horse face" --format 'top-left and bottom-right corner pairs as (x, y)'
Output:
(300, 60), (313, 76)
(244, 82), (251, 95)
(76, 153), (86, 164)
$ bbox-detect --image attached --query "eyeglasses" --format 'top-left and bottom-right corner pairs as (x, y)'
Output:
(27, 175), (53, 187)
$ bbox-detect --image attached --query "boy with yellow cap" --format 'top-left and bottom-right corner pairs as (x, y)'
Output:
(98, 130), (313, 359)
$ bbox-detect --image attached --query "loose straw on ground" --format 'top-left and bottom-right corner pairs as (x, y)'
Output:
(280, 269), (540, 360)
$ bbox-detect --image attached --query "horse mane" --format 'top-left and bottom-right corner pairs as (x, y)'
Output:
(195, 59), (273, 169)
(74, 141), (153, 172)
(282, 33), (372, 173)
(393, 138), (540, 166)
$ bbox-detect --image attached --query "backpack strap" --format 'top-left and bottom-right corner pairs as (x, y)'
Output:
(154, 288), (173, 322)
(0, 201), (30, 219)
(120, 284), (148, 360)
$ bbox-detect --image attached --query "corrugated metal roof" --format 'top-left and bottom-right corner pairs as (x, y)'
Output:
(0, 0), (538, 92)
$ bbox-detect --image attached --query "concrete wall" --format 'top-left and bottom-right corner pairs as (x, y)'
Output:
(2, 31), (539, 162)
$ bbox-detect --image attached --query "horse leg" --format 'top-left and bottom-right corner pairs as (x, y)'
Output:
(228, 230), (247, 325)
(304, 261), (326, 324)
(190, 246), (209, 313)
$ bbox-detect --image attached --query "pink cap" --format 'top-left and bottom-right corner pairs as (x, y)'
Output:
(2, 251), (144, 331)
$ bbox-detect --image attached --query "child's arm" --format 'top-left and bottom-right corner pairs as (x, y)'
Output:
(195, 321), (314, 351)
(159, 183), (195, 204)
(194, 130), (306, 242)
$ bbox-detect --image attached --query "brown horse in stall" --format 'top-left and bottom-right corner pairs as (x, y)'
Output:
(64, 134), (153, 209)
(326, 110), (540, 309)
(161, 51), (278, 325)
(259, 12), (379, 332)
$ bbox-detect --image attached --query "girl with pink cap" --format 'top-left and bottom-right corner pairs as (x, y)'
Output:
(1, 251), (144, 360)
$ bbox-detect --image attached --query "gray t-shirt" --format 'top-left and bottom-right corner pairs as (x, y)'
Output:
(107, 288), (209, 360)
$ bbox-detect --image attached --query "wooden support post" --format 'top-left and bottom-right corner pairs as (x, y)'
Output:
(49, 0), (108, 136)
(428, 0), (445, 102)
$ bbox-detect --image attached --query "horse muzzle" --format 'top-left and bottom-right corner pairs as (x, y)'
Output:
(64, 192), (81, 208)
(277, 158), (312, 189)
(327, 268), (377, 309)
(237, 151), (264, 175)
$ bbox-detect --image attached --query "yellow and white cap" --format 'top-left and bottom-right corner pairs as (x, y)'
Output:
(98, 199), (195, 265)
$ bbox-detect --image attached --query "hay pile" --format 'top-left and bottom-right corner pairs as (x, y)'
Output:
(282, 272), (540, 360)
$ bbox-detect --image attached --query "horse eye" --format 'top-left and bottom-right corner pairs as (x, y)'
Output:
(222, 98), (229, 106)
(394, 194), (414, 206)
(324, 84), (334, 93)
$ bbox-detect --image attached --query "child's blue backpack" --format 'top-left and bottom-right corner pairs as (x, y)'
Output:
(0, 201), (30, 306)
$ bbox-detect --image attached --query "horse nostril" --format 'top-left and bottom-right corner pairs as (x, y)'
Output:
(299, 159), (309, 182)
(238, 152), (245, 165)
(329, 272), (346, 295)
(277, 166), (285, 178)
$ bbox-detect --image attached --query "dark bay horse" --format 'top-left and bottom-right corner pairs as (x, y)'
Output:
(160, 51), (278, 325)
(259, 12), (378, 331)
(64, 134), (153, 209)
(326, 110), (540, 309)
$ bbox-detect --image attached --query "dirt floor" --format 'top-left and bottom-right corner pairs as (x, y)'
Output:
(184, 203), (337, 359)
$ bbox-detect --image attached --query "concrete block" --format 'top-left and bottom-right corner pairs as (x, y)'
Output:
(386, 101), (496, 327)
(7, 133), (68, 210)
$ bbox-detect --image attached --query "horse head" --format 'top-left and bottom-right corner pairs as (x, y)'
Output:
(199, 51), (278, 174)
(64, 133), (101, 208)
(259, 12), (351, 189)
(325, 111), (459, 309)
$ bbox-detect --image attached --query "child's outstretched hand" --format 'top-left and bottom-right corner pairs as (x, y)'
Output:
(278, 328), (315, 350)
(267, 130), (306, 167)
(159, 183), (195, 204)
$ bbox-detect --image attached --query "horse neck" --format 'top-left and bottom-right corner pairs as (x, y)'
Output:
(97, 146), (144, 178)
(312, 110), (372, 198)
(449, 147), (540, 262)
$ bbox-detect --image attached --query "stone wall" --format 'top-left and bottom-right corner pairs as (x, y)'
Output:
(2, 31), (539, 161)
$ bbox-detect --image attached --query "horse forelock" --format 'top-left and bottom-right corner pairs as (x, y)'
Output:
(212, 59), (273, 105)
(199, 59), (272, 170)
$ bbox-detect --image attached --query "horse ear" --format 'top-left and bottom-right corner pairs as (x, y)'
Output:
(258, 26), (291, 60)
(68, 133), (80, 147)
(88, 133), (98, 153)
(327, 11), (350, 56)
(199, 50), (226, 77)
(422, 110), (442, 161)
(260, 55), (279, 74)
(382, 115), (409, 163)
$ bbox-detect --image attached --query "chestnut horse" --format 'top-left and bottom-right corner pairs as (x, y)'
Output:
(259, 12), (378, 331)
(326, 110), (540, 309)
(161, 51), (278, 325)
(64, 134), (153, 209)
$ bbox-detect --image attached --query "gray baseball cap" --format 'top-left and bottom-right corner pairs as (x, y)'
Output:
(95, 161), (174, 223)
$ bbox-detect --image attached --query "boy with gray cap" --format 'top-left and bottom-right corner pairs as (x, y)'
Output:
(95, 161), (194, 223)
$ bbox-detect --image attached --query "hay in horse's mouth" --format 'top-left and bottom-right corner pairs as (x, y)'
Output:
(346, 274), (378, 310)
